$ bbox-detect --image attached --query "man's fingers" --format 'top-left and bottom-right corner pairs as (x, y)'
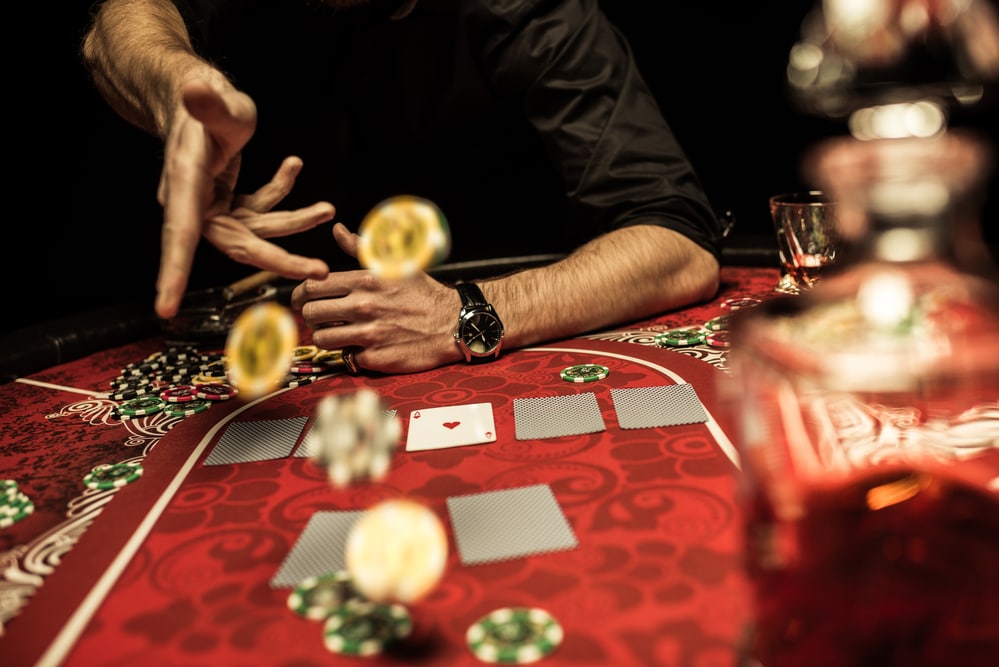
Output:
(240, 202), (336, 238)
(333, 222), (360, 259)
(203, 216), (330, 280)
(156, 140), (211, 320)
(237, 156), (304, 212)
(181, 81), (257, 159)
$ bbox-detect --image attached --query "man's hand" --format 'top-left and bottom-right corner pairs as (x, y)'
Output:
(155, 80), (333, 319)
(290, 223), (463, 374)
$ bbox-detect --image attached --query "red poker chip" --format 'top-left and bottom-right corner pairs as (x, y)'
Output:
(159, 385), (199, 403)
(705, 331), (731, 348)
(193, 383), (239, 401)
(289, 361), (330, 375)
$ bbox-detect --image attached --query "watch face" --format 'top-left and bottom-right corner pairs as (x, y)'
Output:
(459, 311), (504, 355)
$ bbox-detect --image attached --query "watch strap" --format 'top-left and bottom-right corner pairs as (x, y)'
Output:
(455, 282), (489, 309)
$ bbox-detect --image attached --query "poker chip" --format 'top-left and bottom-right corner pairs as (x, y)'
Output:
(703, 314), (730, 332)
(654, 328), (706, 347)
(288, 570), (360, 620)
(194, 383), (239, 401)
(0, 491), (32, 516)
(346, 499), (448, 604)
(357, 195), (451, 280)
(191, 372), (226, 385)
(160, 385), (199, 403)
(164, 399), (213, 417)
(0, 479), (18, 499)
(466, 607), (563, 664)
(0, 492), (34, 528)
(108, 384), (155, 401)
(292, 345), (318, 362)
(284, 374), (316, 389)
(720, 296), (761, 311)
(313, 348), (345, 365)
(559, 364), (610, 383)
(117, 396), (167, 417)
(323, 599), (412, 656)
(289, 361), (330, 375)
(224, 302), (298, 400)
(83, 461), (143, 490)
(311, 390), (402, 488)
(705, 330), (731, 349)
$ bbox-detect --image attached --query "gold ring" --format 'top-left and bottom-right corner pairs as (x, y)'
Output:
(341, 346), (361, 375)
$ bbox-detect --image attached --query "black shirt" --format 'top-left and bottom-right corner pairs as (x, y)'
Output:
(174, 0), (724, 270)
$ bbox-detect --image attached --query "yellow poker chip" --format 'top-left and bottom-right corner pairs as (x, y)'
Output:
(357, 195), (451, 280)
(224, 302), (299, 400)
(292, 345), (319, 362)
(345, 499), (448, 604)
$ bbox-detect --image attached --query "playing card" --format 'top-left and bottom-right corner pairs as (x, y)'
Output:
(513, 392), (606, 440)
(447, 484), (578, 565)
(203, 416), (309, 466)
(405, 403), (496, 451)
(269, 510), (363, 588)
(610, 384), (707, 429)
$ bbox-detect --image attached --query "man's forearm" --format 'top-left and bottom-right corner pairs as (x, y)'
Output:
(484, 225), (721, 349)
(81, 0), (225, 138)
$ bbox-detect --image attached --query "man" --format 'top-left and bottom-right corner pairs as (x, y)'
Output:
(82, 0), (723, 374)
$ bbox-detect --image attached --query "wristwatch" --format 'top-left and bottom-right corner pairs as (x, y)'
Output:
(453, 282), (504, 363)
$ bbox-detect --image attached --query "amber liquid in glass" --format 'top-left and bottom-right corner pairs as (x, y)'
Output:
(741, 459), (999, 667)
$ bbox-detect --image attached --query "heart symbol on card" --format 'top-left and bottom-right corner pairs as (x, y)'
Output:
(443, 421), (461, 430)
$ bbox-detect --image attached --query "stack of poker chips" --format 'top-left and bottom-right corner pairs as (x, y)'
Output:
(1, 480), (34, 529)
(107, 346), (229, 420)
(107, 344), (349, 421)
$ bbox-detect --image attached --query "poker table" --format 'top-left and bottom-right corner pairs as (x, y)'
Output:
(1, 265), (779, 667)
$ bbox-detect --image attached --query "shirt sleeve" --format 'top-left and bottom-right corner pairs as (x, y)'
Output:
(460, 0), (725, 259)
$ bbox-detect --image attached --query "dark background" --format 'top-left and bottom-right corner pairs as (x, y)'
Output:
(19, 1), (999, 338)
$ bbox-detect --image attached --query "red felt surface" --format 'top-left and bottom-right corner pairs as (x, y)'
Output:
(1, 266), (780, 667)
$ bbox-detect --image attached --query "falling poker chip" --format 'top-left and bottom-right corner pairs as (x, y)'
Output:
(323, 598), (413, 656)
(345, 498), (448, 604)
(225, 302), (299, 400)
(311, 389), (402, 488)
(83, 461), (144, 490)
(288, 570), (361, 620)
(466, 607), (564, 664)
(357, 195), (451, 280)
(559, 364), (609, 383)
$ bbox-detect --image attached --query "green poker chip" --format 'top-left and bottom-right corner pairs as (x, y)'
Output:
(117, 396), (166, 417)
(288, 570), (360, 620)
(0, 493), (34, 528)
(559, 364), (609, 383)
(703, 314), (730, 332)
(1, 479), (18, 500)
(654, 328), (706, 347)
(83, 461), (144, 490)
(466, 606), (563, 664)
(323, 599), (412, 656)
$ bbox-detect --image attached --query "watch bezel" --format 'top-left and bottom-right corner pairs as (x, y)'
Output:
(456, 308), (504, 359)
